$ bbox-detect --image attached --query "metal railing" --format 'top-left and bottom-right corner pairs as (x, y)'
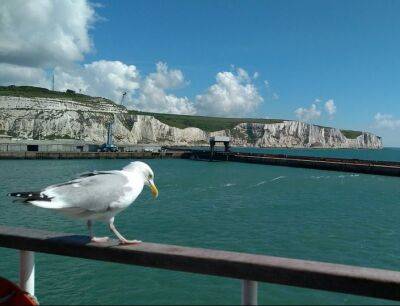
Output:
(0, 225), (400, 305)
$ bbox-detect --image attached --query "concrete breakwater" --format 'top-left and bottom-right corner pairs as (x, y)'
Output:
(186, 150), (400, 177)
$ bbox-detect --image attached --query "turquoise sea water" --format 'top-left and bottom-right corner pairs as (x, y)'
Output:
(0, 148), (400, 305)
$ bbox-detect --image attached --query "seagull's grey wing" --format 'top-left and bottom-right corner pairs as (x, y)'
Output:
(42, 172), (131, 212)
(45, 171), (118, 189)
(78, 170), (117, 178)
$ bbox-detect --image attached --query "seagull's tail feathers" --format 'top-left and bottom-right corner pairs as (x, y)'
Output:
(8, 191), (43, 202)
(7, 191), (64, 209)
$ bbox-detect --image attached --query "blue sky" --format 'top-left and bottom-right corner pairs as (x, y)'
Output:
(91, 0), (400, 145)
(1, 0), (400, 146)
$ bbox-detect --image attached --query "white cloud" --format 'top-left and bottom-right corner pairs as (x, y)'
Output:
(0, 1), (267, 117)
(54, 68), (89, 94)
(132, 62), (195, 114)
(272, 92), (279, 100)
(134, 65), (265, 116)
(295, 99), (337, 122)
(54, 60), (140, 103)
(373, 113), (400, 129)
(146, 62), (186, 89)
(0, 63), (49, 87)
(0, 0), (95, 68)
(195, 68), (263, 116)
(236, 68), (251, 83)
(294, 104), (321, 121)
(325, 99), (336, 117)
(253, 72), (259, 79)
(264, 80), (270, 88)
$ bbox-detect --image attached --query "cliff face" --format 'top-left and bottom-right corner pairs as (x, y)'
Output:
(228, 122), (382, 149)
(0, 96), (382, 148)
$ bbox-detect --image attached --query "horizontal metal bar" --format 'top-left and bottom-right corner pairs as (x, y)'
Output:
(0, 225), (399, 301)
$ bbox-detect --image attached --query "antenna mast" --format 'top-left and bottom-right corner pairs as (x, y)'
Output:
(105, 91), (128, 149)
(120, 92), (127, 106)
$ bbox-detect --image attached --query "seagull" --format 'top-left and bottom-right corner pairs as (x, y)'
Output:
(8, 161), (158, 245)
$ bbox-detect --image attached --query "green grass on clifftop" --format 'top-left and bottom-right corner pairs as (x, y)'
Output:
(129, 111), (365, 138)
(341, 130), (363, 139)
(129, 110), (284, 132)
(0, 85), (116, 106)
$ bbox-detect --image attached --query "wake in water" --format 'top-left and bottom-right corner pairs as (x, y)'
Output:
(338, 174), (360, 178)
(311, 174), (360, 180)
(251, 176), (286, 187)
(270, 176), (285, 182)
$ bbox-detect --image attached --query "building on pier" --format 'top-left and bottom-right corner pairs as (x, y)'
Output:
(0, 138), (162, 153)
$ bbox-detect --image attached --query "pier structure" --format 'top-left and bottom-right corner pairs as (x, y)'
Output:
(209, 136), (230, 161)
(0, 138), (164, 154)
(0, 225), (400, 305)
(186, 149), (400, 177)
(0, 150), (188, 160)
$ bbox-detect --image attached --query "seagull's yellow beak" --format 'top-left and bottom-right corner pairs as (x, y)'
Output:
(149, 180), (158, 198)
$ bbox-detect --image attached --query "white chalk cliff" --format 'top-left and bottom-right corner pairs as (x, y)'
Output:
(0, 96), (382, 148)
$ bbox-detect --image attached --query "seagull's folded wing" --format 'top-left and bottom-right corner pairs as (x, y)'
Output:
(30, 171), (130, 213)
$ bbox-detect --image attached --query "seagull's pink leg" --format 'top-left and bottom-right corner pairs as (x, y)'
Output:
(109, 219), (141, 245)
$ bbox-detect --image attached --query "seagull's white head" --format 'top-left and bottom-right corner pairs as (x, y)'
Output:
(123, 161), (158, 198)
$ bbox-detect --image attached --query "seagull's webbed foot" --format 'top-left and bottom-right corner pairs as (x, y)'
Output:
(91, 236), (110, 243)
(119, 238), (142, 245)
(109, 219), (142, 245)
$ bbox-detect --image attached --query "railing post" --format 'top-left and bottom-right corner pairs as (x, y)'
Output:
(20, 250), (35, 296)
(241, 280), (258, 306)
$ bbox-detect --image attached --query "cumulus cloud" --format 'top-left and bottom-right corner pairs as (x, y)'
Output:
(295, 99), (337, 122)
(53, 61), (195, 114)
(54, 60), (140, 103)
(145, 62), (186, 90)
(294, 104), (321, 121)
(236, 68), (251, 83)
(0, 1), (266, 116)
(0, 0), (95, 68)
(55, 61), (195, 114)
(132, 62), (195, 114)
(195, 68), (263, 116)
(0, 63), (49, 87)
(133, 65), (264, 116)
(373, 113), (400, 129)
(325, 99), (336, 117)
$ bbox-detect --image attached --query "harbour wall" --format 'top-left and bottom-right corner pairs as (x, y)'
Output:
(187, 150), (400, 177)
